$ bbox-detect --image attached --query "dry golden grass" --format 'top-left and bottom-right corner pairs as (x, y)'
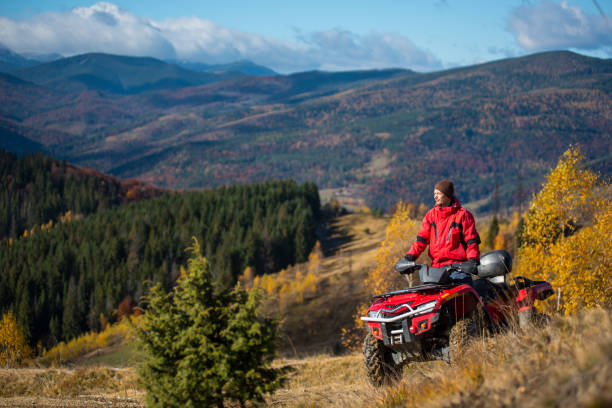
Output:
(379, 307), (612, 408)
(265, 307), (612, 408)
(268, 354), (372, 407)
(0, 396), (141, 408)
(2, 308), (610, 407)
(0, 366), (143, 407)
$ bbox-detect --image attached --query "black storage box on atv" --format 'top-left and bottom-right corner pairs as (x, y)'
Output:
(477, 249), (512, 278)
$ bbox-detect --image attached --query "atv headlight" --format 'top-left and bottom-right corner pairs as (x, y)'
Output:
(413, 301), (437, 315)
(368, 310), (381, 318)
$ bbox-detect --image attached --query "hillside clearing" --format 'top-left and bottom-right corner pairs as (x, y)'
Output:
(265, 211), (388, 355)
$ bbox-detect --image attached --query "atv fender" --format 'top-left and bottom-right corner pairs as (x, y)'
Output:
(439, 284), (494, 328)
(515, 281), (554, 312)
(515, 280), (553, 327)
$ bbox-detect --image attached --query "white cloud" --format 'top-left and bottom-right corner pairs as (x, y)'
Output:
(508, 1), (612, 53)
(0, 2), (442, 73)
(153, 16), (313, 71)
(301, 29), (442, 72)
(0, 3), (176, 59)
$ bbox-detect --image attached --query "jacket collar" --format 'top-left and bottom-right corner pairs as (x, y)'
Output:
(435, 197), (462, 214)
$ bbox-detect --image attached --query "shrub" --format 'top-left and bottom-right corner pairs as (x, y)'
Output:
(0, 311), (33, 367)
(485, 215), (499, 249)
(491, 212), (522, 257)
(135, 239), (281, 408)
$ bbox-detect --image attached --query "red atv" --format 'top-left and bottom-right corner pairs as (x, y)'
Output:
(361, 250), (554, 386)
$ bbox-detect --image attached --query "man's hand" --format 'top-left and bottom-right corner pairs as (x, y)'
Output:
(461, 259), (479, 275)
(395, 255), (416, 274)
(404, 254), (415, 262)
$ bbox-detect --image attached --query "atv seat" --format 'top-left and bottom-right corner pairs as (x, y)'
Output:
(513, 276), (548, 289)
(470, 278), (509, 303)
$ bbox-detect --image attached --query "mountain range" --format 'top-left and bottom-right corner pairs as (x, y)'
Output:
(167, 59), (278, 76)
(9, 53), (252, 94)
(0, 45), (277, 73)
(1, 49), (610, 211)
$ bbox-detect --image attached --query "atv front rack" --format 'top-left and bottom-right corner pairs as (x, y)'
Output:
(361, 300), (438, 323)
(372, 284), (453, 299)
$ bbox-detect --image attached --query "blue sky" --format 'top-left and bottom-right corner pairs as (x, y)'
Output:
(1, 1), (610, 73)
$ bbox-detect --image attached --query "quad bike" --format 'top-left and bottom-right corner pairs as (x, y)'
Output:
(361, 250), (554, 386)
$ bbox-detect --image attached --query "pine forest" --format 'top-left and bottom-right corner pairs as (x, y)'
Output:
(0, 151), (320, 345)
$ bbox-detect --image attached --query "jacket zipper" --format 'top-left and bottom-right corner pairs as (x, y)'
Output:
(446, 226), (452, 243)
(431, 222), (438, 242)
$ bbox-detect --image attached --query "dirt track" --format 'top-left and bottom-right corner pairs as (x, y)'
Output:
(0, 396), (143, 407)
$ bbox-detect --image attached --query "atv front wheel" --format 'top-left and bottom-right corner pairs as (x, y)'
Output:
(363, 333), (399, 386)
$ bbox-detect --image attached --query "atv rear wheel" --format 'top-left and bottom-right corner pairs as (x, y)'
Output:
(519, 306), (551, 328)
(447, 304), (487, 364)
(363, 333), (400, 386)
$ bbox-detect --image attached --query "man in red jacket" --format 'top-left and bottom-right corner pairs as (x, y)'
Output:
(404, 180), (481, 275)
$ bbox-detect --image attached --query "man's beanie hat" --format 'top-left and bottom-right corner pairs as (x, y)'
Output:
(435, 180), (454, 198)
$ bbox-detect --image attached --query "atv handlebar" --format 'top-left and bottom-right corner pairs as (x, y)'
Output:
(394, 258), (479, 276)
(450, 260), (479, 275)
(394, 258), (417, 274)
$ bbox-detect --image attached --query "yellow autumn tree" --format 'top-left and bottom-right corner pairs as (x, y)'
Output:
(238, 266), (256, 289)
(342, 201), (421, 349)
(251, 243), (322, 310)
(364, 200), (421, 295)
(0, 311), (33, 367)
(492, 211), (522, 257)
(307, 241), (323, 276)
(516, 146), (611, 314)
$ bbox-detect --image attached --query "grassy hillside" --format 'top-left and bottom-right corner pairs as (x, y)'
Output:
(1, 209), (610, 407)
(376, 307), (612, 408)
(2, 278), (610, 407)
(4, 302), (610, 408)
(260, 211), (388, 355)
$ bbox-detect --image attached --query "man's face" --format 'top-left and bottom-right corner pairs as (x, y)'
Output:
(434, 189), (451, 206)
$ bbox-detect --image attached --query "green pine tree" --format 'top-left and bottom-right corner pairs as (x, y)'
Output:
(135, 238), (282, 408)
(486, 215), (499, 249)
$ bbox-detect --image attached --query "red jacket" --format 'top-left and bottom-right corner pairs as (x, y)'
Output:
(407, 198), (480, 267)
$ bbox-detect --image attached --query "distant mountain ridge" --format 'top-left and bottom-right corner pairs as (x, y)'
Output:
(0, 45), (279, 91)
(0, 126), (48, 156)
(0, 44), (41, 72)
(169, 59), (278, 76)
(9, 53), (247, 94)
(1, 50), (610, 211)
